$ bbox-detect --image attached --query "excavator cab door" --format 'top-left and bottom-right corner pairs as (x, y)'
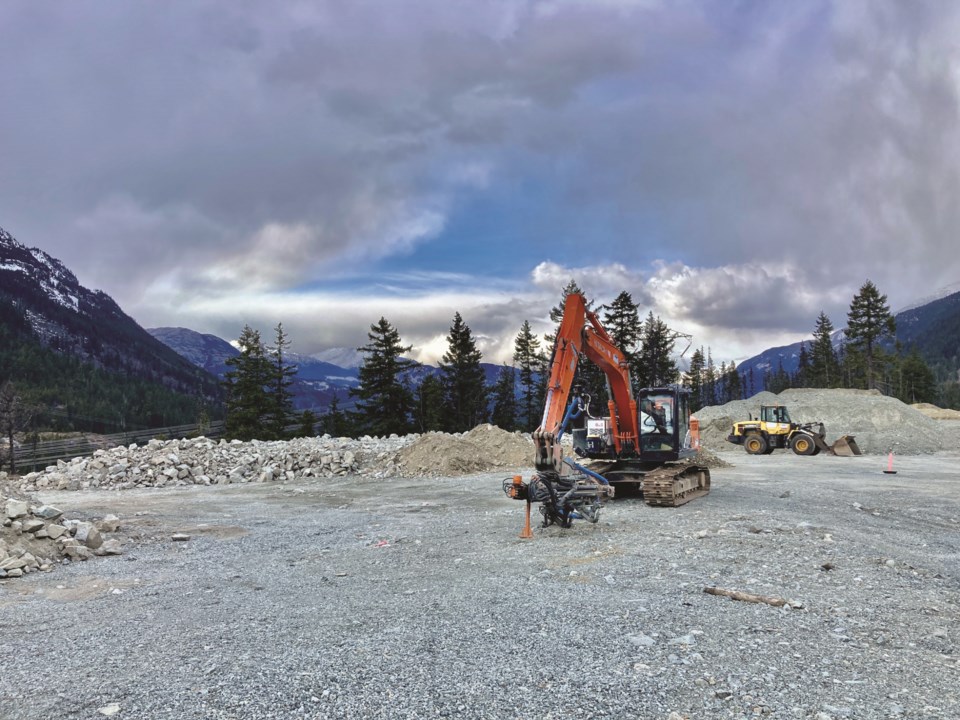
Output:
(637, 387), (691, 463)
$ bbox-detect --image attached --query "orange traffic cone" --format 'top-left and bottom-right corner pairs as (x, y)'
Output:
(520, 500), (533, 539)
(883, 452), (897, 475)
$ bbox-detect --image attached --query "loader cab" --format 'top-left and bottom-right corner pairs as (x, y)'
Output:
(637, 387), (693, 463)
(760, 405), (791, 424)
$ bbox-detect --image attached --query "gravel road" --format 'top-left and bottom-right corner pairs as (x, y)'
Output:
(2, 450), (958, 720)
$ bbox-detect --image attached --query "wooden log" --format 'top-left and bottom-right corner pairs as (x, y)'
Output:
(703, 586), (802, 608)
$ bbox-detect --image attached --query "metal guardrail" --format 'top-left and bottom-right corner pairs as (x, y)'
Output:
(7, 421), (227, 473)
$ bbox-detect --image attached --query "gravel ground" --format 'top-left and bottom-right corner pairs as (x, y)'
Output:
(2, 450), (959, 720)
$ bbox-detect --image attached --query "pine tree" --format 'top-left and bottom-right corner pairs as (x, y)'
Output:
(296, 409), (318, 437)
(602, 291), (643, 353)
(514, 320), (546, 431)
(546, 279), (589, 348)
(600, 290), (642, 403)
(794, 342), (810, 387)
(223, 325), (274, 441)
(846, 280), (896, 390)
(725, 361), (742, 402)
(351, 318), (416, 437)
(413, 374), (445, 432)
(704, 348), (717, 407)
(439, 312), (488, 432)
(896, 349), (937, 403)
(490, 364), (518, 431)
(809, 312), (839, 388)
(0, 381), (32, 473)
(686, 347), (705, 411)
(636, 312), (679, 388)
(321, 393), (351, 437)
(266, 322), (297, 440)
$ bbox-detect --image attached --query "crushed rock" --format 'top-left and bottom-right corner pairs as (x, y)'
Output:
(911, 403), (960, 421)
(695, 388), (947, 455)
(1, 493), (123, 580)
(393, 424), (533, 477)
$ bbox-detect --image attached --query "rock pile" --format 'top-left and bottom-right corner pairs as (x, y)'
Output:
(695, 388), (948, 455)
(13, 426), (534, 493)
(912, 403), (960, 421)
(391, 424), (533, 477)
(1, 496), (122, 580)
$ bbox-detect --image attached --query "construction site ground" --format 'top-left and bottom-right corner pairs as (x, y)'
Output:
(2, 443), (959, 719)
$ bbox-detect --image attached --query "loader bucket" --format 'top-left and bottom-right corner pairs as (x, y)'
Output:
(830, 435), (862, 456)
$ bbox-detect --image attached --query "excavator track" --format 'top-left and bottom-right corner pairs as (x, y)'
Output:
(641, 463), (711, 507)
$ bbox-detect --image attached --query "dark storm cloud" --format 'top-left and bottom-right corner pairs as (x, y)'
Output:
(2, 1), (959, 361)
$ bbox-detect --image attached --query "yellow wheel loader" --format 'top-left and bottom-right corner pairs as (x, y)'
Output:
(726, 405), (861, 456)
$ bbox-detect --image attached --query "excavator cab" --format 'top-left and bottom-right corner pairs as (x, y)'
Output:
(637, 387), (697, 463)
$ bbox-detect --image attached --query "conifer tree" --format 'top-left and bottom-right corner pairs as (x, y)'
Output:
(490, 364), (518, 431)
(351, 318), (416, 437)
(514, 320), (546, 431)
(601, 290), (642, 402)
(726, 361), (742, 401)
(297, 409), (317, 437)
(602, 291), (643, 353)
(223, 325), (274, 441)
(809, 312), (839, 388)
(704, 348), (717, 407)
(321, 393), (351, 437)
(795, 342), (810, 387)
(636, 312), (679, 388)
(895, 349), (937, 403)
(439, 312), (488, 432)
(414, 374), (445, 432)
(686, 347), (705, 411)
(846, 280), (896, 390)
(267, 322), (297, 440)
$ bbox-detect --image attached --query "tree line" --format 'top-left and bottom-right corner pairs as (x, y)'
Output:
(685, 279), (939, 411)
(221, 280), (687, 440)
(218, 277), (945, 442)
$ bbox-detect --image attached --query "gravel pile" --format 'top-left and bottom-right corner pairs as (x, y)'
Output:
(695, 388), (947, 455)
(1, 495), (123, 579)
(912, 403), (960, 420)
(13, 426), (535, 494)
(393, 424), (532, 477)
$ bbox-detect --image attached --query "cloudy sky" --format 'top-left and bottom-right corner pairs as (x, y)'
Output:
(3, 1), (959, 365)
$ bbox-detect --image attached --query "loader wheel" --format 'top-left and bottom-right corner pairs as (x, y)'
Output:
(744, 433), (767, 455)
(791, 435), (816, 456)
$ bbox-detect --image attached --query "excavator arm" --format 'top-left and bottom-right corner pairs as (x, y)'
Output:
(533, 293), (638, 472)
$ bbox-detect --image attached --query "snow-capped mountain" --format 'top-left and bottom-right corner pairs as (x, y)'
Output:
(311, 347), (365, 369)
(0, 225), (219, 398)
(148, 327), (361, 411)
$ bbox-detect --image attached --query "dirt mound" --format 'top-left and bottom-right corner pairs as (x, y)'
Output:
(393, 424), (533, 477)
(911, 403), (960, 420)
(689, 447), (733, 468)
(696, 388), (945, 456)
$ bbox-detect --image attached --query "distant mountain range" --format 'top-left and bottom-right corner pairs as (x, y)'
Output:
(736, 289), (960, 389)
(148, 328), (507, 413)
(0, 226), (219, 398)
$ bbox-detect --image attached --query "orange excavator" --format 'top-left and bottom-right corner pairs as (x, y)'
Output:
(504, 292), (710, 532)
